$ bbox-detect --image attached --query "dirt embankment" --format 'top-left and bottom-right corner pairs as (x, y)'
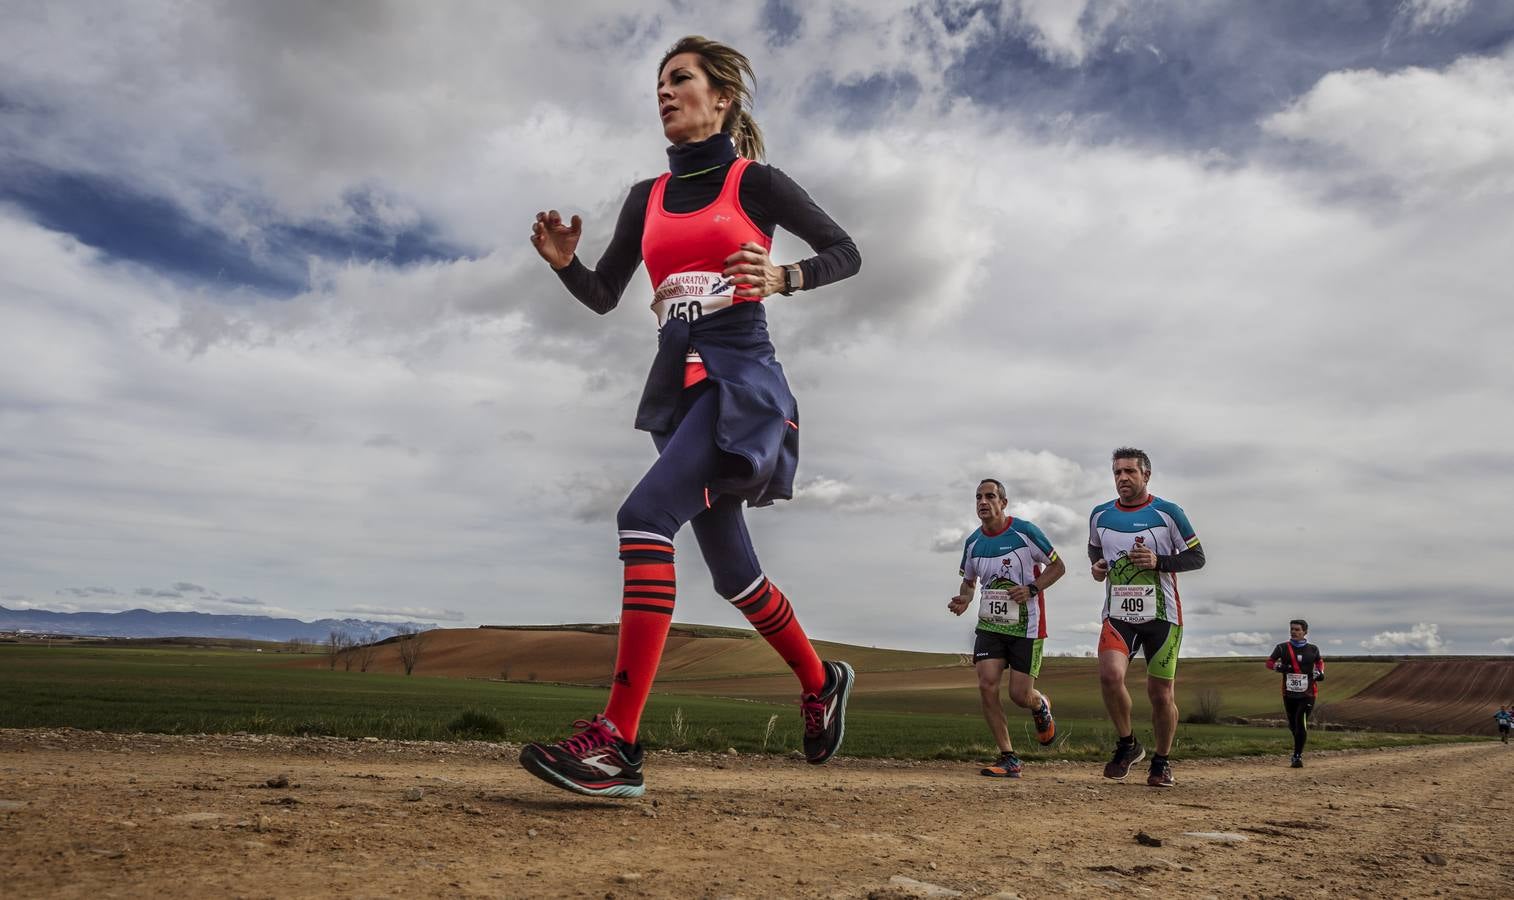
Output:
(293, 627), (959, 685)
(2, 729), (1511, 898)
(297, 628), (713, 684)
(1318, 659), (1514, 735)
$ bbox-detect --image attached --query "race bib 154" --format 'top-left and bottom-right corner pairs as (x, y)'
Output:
(978, 589), (1018, 625)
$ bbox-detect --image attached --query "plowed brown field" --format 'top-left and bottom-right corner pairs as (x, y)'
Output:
(1318, 659), (1514, 735)
(3, 728), (1511, 898)
(294, 627), (959, 684)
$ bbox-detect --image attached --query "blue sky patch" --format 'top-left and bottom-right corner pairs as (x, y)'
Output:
(0, 166), (467, 295)
(945, 2), (1514, 148)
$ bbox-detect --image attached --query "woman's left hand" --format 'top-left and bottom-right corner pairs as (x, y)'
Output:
(723, 242), (784, 299)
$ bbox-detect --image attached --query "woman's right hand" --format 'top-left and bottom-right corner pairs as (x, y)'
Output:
(531, 209), (582, 270)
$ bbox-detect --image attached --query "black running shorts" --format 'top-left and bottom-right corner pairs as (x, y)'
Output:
(973, 630), (1043, 677)
(1099, 618), (1182, 680)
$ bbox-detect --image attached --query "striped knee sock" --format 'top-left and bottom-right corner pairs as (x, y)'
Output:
(729, 575), (826, 695)
(603, 531), (676, 743)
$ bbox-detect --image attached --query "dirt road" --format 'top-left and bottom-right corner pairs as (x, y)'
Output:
(2, 729), (1510, 898)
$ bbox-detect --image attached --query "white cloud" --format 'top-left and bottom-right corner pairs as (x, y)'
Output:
(930, 527), (970, 554)
(1264, 48), (1514, 202)
(1178, 630), (1282, 658)
(1007, 500), (1084, 548)
(1362, 623), (1450, 654)
(1394, 0), (1473, 33)
(1222, 631), (1274, 649)
(793, 476), (897, 512)
(981, 450), (1090, 502)
(336, 605), (465, 623)
(1002, 0), (1129, 66)
(1494, 635), (1514, 651)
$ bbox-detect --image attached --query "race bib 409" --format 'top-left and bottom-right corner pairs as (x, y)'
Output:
(1109, 584), (1156, 623)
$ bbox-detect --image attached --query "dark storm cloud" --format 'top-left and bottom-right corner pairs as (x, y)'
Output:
(761, 0), (805, 45)
(807, 72), (924, 130)
(60, 586), (118, 597)
(944, 1), (1514, 150)
(0, 165), (468, 295)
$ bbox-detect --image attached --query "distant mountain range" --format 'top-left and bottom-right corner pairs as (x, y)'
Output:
(0, 605), (438, 643)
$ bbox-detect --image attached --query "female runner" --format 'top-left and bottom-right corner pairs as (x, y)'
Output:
(519, 36), (862, 797)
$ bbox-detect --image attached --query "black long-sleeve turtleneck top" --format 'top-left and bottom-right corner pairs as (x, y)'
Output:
(556, 134), (861, 314)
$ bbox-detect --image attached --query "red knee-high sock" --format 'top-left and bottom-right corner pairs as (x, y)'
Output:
(603, 532), (676, 743)
(729, 575), (826, 695)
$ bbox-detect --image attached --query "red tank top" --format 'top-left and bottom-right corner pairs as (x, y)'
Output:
(642, 157), (771, 387)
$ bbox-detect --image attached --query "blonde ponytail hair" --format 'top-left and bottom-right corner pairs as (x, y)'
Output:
(659, 35), (765, 161)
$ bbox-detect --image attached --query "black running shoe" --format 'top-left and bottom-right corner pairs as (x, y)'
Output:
(980, 750), (1023, 778)
(1290, 754), (1303, 769)
(519, 715), (644, 798)
(801, 660), (854, 764)
(1103, 738), (1145, 779)
(1146, 757), (1175, 788)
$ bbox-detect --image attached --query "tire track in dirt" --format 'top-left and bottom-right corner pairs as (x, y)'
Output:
(1, 730), (1510, 898)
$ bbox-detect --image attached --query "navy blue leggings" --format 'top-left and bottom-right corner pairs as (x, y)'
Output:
(616, 383), (763, 599)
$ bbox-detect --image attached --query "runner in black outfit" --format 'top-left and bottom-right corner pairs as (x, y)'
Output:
(1267, 619), (1324, 768)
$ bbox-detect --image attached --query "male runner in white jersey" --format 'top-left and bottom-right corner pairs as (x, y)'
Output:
(1088, 448), (1206, 787)
(948, 478), (1065, 776)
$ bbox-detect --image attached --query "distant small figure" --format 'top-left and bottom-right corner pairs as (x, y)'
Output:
(1267, 619), (1324, 767)
(1495, 706), (1513, 744)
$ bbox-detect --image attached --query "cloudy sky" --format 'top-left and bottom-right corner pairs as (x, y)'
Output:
(3, 0), (1511, 658)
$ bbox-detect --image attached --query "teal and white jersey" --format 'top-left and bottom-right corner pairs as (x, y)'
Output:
(1088, 495), (1199, 626)
(959, 518), (1059, 638)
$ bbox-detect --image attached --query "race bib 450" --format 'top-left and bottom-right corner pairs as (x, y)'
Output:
(652, 271), (738, 327)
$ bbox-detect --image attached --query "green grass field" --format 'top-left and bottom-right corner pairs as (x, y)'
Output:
(0, 643), (1473, 761)
(845, 657), (1400, 720)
